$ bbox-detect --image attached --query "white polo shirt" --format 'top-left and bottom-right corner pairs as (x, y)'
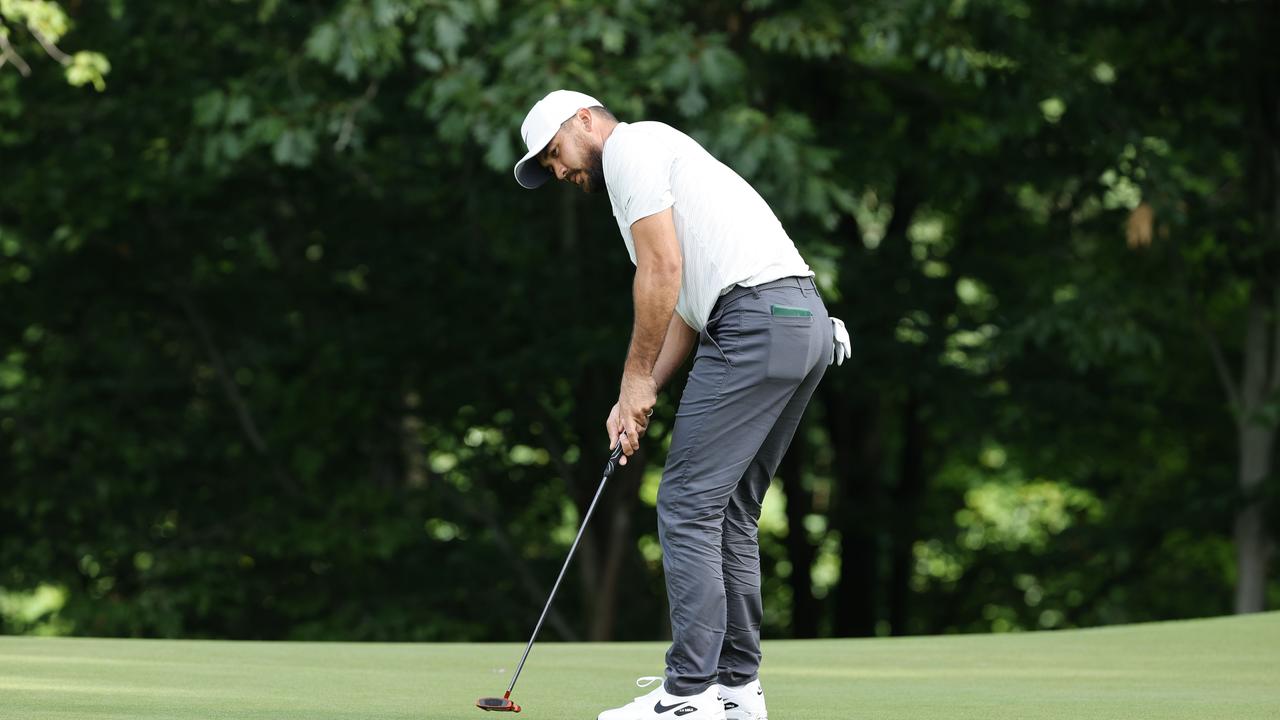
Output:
(603, 121), (813, 332)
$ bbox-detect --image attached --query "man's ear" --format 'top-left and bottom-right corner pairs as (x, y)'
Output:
(579, 108), (593, 132)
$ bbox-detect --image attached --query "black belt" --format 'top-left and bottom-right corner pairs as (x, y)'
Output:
(718, 275), (817, 305)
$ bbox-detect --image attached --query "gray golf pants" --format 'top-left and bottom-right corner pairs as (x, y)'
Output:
(659, 275), (831, 695)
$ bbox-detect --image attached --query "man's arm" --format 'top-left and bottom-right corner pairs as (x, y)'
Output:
(652, 313), (697, 390)
(606, 311), (696, 463)
(623, 207), (681, 378)
(613, 207), (681, 457)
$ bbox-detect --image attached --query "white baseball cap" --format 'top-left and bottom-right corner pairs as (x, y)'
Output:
(513, 89), (603, 189)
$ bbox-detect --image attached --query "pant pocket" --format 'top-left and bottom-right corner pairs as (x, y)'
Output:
(766, 316), (813, 381)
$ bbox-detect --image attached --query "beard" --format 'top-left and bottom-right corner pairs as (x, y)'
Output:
(577, 142), (607, 194)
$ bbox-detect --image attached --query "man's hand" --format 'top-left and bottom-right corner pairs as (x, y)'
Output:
(605, 317), (696, 466)
(608, 373), (657, 465)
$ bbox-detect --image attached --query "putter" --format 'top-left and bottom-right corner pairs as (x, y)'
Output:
(476, 437), (628, 713)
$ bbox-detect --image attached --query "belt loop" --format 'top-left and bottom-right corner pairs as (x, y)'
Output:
(749, 284), (760, 299)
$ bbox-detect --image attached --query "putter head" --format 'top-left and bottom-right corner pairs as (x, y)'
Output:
(476, 697), (521, 713)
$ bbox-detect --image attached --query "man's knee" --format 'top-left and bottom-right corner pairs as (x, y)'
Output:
(722, 509), (760, 546)
(660, 478), (733, 554)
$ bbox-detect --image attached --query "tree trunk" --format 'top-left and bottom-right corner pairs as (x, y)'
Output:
(561, 350), (652, 641)
(1234, 0), (1280, 613)
(828, 386), (883, 637)
(1234, 287), (1276, 613)
(888, 388), (926, 635)
(826, 172), (919, 637)
(589, 449), (645, 640)
(780, 440), (819, 638)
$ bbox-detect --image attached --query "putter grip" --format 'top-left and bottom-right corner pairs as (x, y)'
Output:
(604, 440), (625, 476)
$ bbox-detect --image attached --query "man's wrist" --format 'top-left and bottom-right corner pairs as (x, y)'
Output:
(621, 365), (656, 386)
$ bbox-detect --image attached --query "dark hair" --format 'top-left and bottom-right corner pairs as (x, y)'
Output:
(558, 105), (615, 131)
(587, 105), (616, 121)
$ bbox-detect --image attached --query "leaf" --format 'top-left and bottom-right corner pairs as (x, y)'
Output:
(246, 115), (286, 144)
(413, 49), (443, 72)
(224, 96), (252, 125)
(676, 83), (707, 117)
(193, 91), (225, 127)
(601, 23), (625, 54)
(335, 47), (360, 81)
(435, 14), (465, 55)
(64, 52), (111, 92)
(272, 128), (317, 167)
(483, 132), (513, 172)
(306, 23), (341, 63)
(372, 0), (401, 26)
(697, 46), (741, 89)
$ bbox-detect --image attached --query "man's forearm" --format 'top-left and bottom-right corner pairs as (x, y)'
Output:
(624, 261), (681, 378)
(651, 313), (697, 389)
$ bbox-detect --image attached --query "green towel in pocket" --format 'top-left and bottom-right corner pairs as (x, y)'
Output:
(770, 304), (813, 318)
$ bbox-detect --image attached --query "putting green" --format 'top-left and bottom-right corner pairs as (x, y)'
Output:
(1, 612), (1277, 719)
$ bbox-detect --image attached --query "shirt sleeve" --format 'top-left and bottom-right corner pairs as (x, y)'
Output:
(608, 131), (676, 228)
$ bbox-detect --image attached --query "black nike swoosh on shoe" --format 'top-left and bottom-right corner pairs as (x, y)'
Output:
(654, 701), (688, 714)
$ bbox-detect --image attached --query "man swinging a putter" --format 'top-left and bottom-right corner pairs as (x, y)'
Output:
(514, 90), (850, 720)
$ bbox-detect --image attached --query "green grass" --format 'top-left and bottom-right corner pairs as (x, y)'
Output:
(2, 612), (1277, 719)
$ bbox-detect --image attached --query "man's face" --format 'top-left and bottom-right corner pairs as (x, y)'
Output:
(538, 117), (606, 194)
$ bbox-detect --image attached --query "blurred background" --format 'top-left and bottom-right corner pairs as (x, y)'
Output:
(1, 0), (1277, 642)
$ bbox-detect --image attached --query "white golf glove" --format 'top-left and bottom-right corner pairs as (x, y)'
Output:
(830, 317), (851, 366)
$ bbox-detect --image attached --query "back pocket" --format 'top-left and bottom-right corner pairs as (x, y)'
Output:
(766, 313), (814, 381)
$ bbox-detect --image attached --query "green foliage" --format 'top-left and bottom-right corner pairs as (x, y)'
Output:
(0, 583), (71, 635)
(1, 0), (109, 89)
(63, 49), (108, 89)
(0, 0), (1275, 643)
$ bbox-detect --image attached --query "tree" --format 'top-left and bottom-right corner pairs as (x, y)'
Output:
(2, 0), (1273, 642)
(0, 0), (108, 89)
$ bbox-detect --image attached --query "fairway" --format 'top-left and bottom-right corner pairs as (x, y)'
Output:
(1, 612), (1277, 720)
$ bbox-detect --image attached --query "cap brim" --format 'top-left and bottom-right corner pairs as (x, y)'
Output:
(514, 149), (553, 189)
(513, 123), (558, 189)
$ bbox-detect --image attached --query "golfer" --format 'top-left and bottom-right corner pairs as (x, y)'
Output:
(514, 90), (848, 720)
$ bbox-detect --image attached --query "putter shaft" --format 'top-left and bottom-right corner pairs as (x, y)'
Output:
(505, 440), (625, 696)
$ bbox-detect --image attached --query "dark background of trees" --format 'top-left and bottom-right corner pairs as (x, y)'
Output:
(2, 0), (1278, 641)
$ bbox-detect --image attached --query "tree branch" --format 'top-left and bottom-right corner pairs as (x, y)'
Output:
(0, 22), (32, 76)
(1199, 319), (1244, 424)
(174, 290), (306, 501)
(334, 81), (379, 152)
(455, 470), (579, 641)
(1271, 285), (1280, 394)
(849, 62), (947, 107)
(176, 292), (270, 455)
(479, 507), (579, 642)
(533, 398), (580, 487)
(27, 26), (71, 65)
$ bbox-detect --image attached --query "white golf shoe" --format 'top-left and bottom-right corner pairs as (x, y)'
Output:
(719, 679), (767, 720)
(597, 677), (726, 720)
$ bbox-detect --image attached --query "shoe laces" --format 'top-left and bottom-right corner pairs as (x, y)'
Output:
(630, 676), (664, 703)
